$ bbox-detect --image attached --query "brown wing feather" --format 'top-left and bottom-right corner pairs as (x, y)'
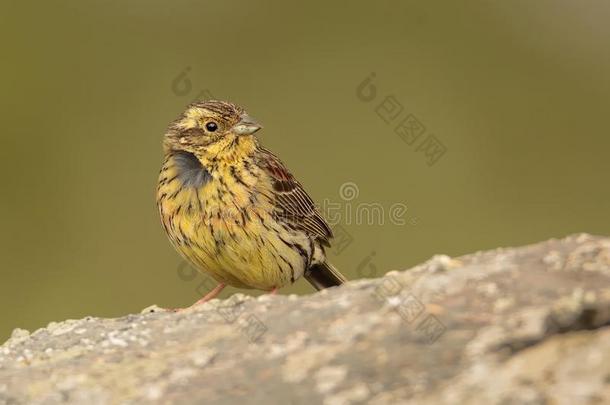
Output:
(256, 147), (333, 246)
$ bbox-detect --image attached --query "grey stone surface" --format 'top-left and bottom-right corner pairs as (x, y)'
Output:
(1, 234), (609, 404)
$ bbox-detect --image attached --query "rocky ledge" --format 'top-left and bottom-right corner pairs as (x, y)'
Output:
(1, 234), (610, 404)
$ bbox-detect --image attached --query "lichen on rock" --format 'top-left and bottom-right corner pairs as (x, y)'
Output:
(1, 234), (609, 404)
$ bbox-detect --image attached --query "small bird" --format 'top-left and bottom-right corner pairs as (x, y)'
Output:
(157, 100), (347, 306)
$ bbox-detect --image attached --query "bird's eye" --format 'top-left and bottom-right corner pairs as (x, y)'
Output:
(205, 122), (218, 132)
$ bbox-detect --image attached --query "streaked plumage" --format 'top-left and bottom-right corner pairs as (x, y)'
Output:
(157, 100), (347, 297)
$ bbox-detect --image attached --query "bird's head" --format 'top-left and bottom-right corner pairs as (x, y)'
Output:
(164, 100), (262, 159)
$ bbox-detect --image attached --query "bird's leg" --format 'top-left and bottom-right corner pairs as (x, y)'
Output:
(269, 287), (278, 295)
(168, 283), (226, 312)
(193, 283), (227, 305)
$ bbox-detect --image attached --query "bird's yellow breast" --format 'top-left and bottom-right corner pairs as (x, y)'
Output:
(157, 148), (309, 290)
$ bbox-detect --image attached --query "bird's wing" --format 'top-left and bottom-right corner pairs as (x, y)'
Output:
(256, 147), (333, 246)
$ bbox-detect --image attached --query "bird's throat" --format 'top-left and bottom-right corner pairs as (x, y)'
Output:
(196, 134), (258, 169)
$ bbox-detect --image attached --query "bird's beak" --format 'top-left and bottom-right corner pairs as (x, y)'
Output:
(232, 114), (262, 135)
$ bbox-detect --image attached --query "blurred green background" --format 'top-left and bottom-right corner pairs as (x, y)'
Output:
(1, 1), (609, 341)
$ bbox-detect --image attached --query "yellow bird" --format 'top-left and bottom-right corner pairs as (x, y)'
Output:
(157, 100), (347, 306)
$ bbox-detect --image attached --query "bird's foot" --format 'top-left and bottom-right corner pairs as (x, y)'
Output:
(166, 283), (226, 312)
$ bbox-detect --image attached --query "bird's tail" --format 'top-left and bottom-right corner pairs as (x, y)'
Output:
(304, 261), (348, 291)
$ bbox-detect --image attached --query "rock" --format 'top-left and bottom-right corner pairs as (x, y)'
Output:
(1, 234), (609, 404)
